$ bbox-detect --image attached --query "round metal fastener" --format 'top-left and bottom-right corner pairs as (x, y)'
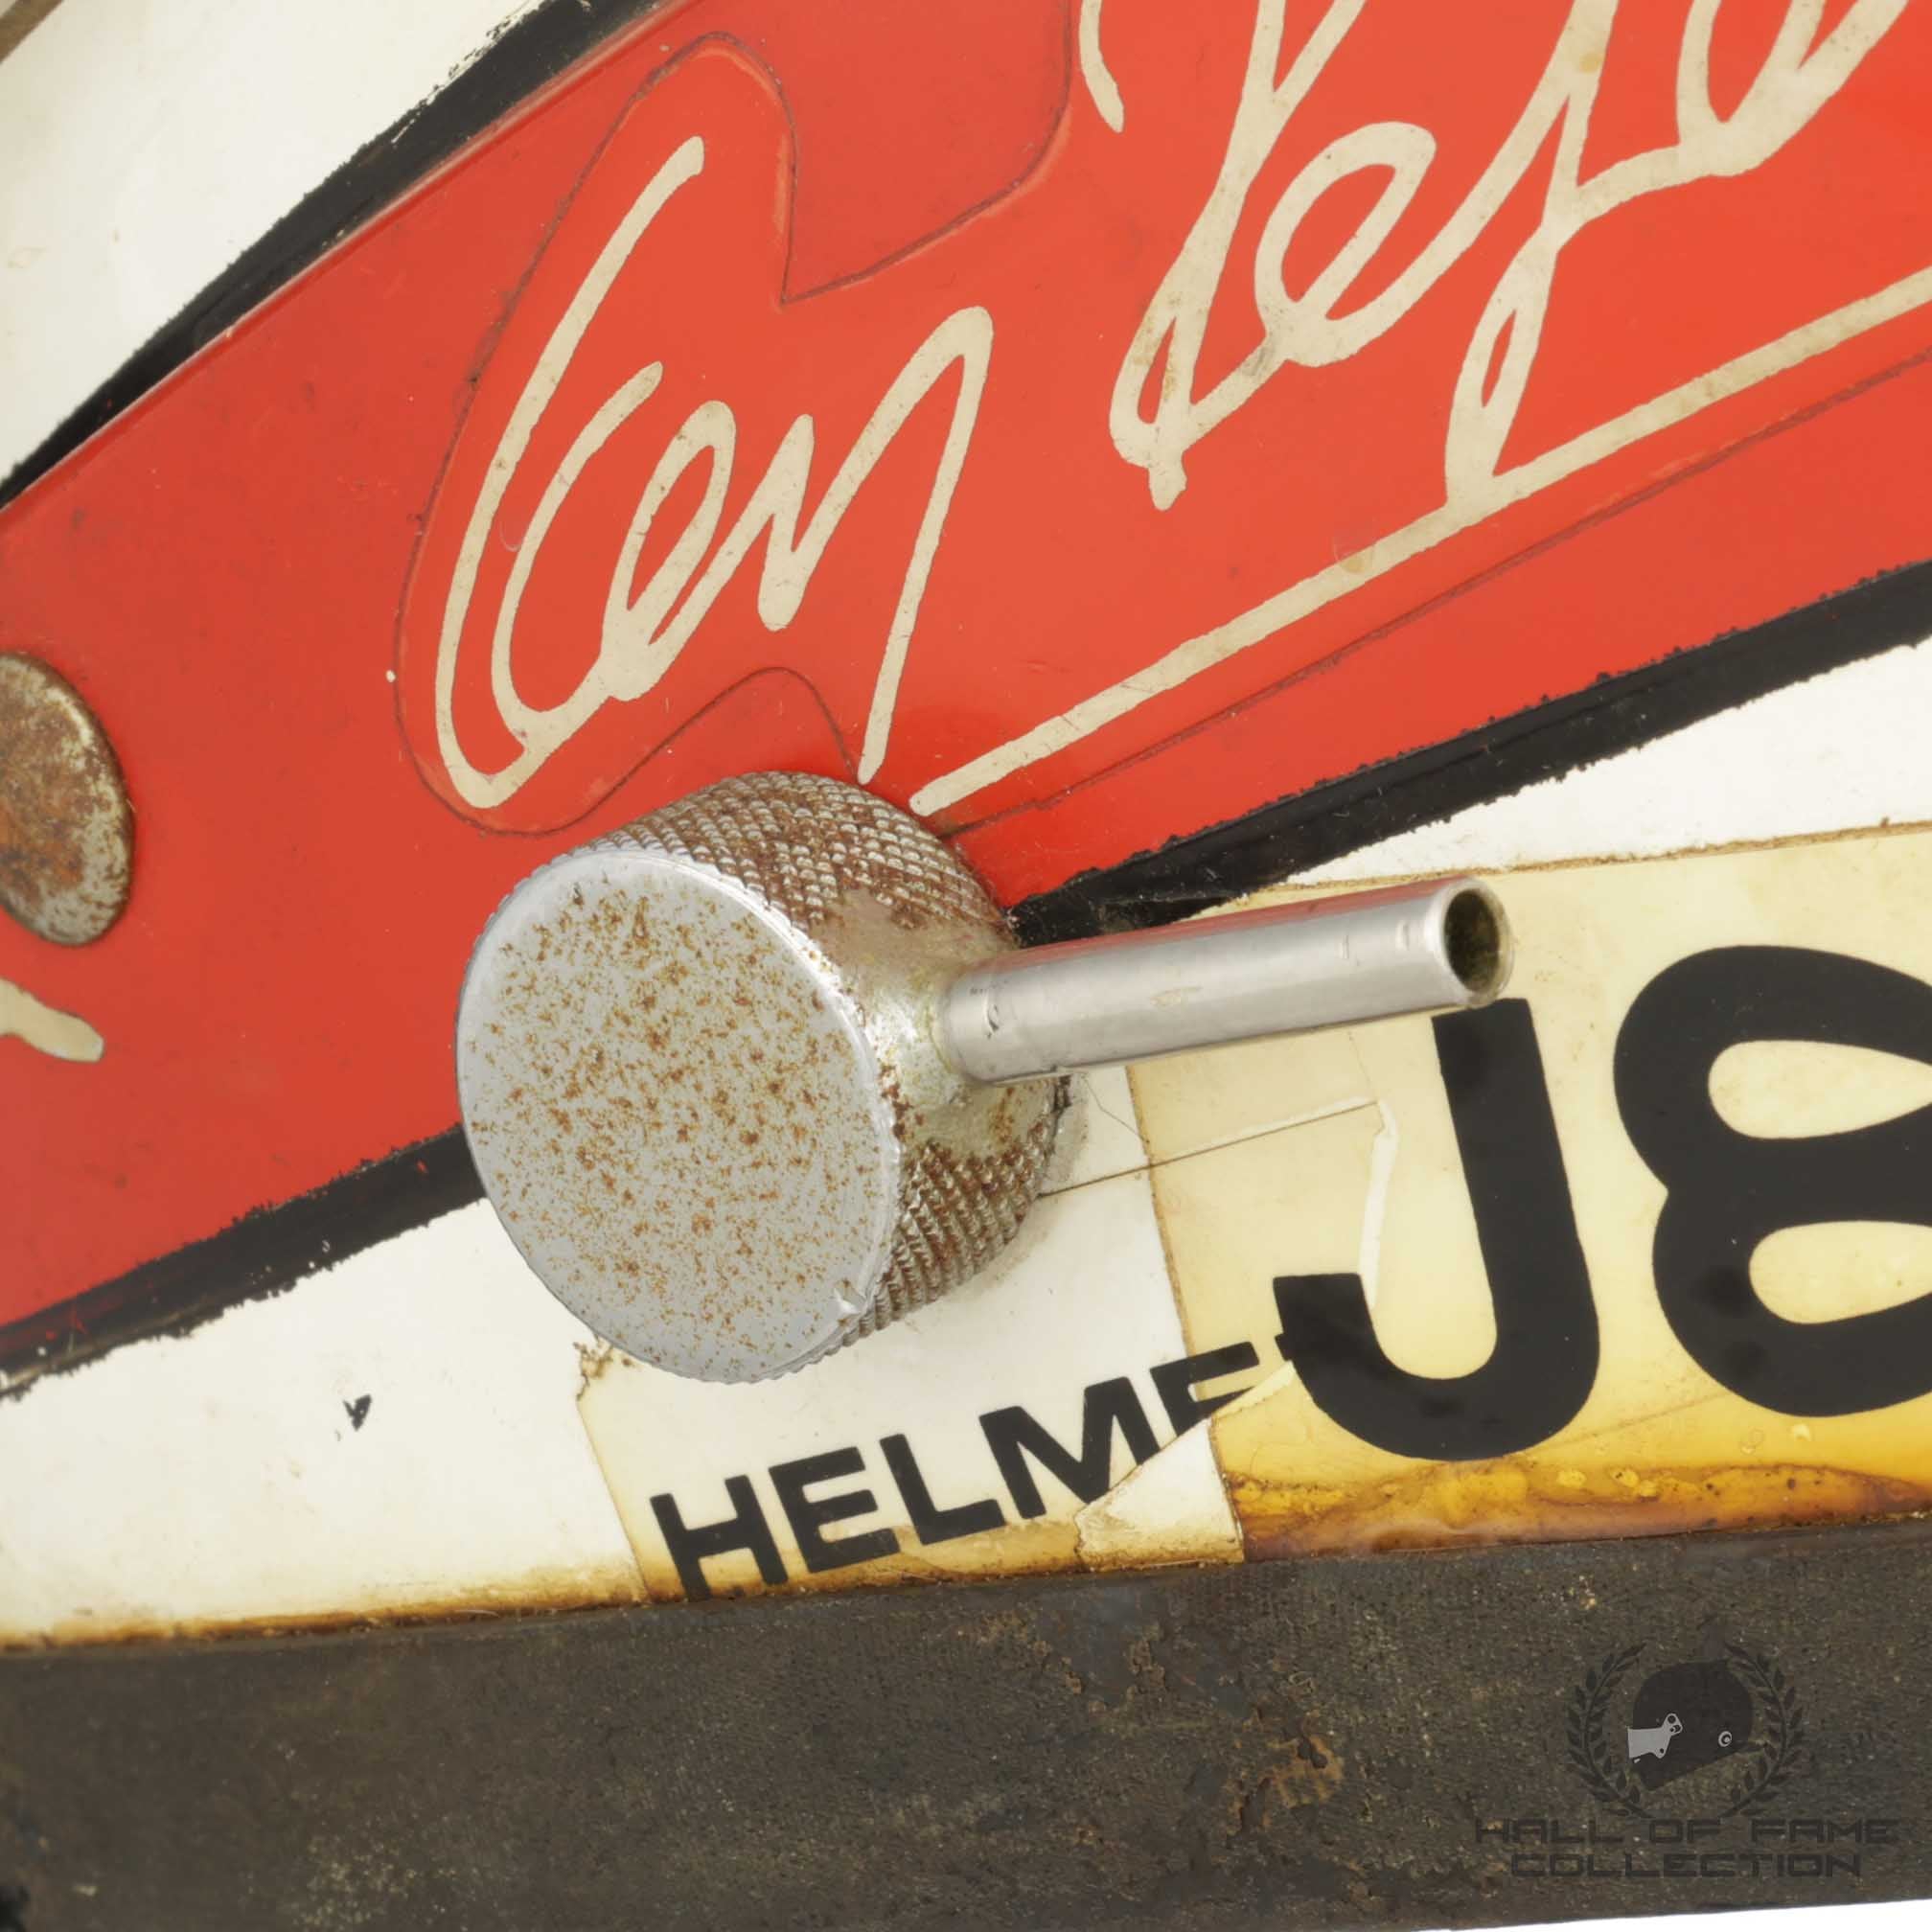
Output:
(0, 653), (133, 946)
(456, 772), (1063, 1385)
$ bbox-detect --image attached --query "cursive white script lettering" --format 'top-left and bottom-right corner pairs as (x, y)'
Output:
(434, 135), (993, 810)
(911, 0), (1920, 813)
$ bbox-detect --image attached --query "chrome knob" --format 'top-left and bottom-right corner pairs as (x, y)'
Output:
(456, 771), (1509, 1383)
(457, 772), (1060, 1385)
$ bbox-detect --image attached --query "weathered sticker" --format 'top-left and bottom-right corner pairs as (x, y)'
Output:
(1181, 826), (1932, 1556)
(576, 1067), (1248, 1599)
(582, 825), (1932, 1599)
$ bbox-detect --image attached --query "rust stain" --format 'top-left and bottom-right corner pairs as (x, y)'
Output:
(466, 835), (891, 1374)
(785, 1517), (1082, 1593)
(1223, 1733), (1346, 1829)
(0, 972), (104, 1061)
(875, 1101), (1064, 1325)
(0, 1562), (648, 1654)
(954, 1603), (1346, 1847)
(1231, 1456), (1932, 1559)
(631, 1516), (1085, 1604)
(574, 1339), (620, 1392)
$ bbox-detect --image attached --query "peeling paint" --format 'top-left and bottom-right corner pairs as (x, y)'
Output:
(0, 974), (103, 1062)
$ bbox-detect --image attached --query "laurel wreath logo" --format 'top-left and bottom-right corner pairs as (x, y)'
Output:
(1564, 1641), (1806, 1820)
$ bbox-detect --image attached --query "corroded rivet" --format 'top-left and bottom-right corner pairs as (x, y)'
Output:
(0, 653), (133, 945)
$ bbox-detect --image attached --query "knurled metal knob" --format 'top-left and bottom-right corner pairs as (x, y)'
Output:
(457, 773), (1061, 1384)
(457, 771), (1509, 1384)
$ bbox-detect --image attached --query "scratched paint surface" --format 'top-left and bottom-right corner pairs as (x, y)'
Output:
(9, 0), (1932, 1334)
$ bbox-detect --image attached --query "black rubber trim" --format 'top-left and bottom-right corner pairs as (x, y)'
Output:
(4, 1518), (1928, 1926)
(8, 555), (1928, 1393)
(0, 0), (671, 511)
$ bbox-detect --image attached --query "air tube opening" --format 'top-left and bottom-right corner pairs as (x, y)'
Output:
(1442, 886), (1509, 1003)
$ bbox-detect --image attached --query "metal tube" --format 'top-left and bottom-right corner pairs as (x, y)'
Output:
(936, 877), (1510, 1085)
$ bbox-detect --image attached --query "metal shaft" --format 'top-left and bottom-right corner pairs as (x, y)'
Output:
(936, 877), (1509, 1085)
